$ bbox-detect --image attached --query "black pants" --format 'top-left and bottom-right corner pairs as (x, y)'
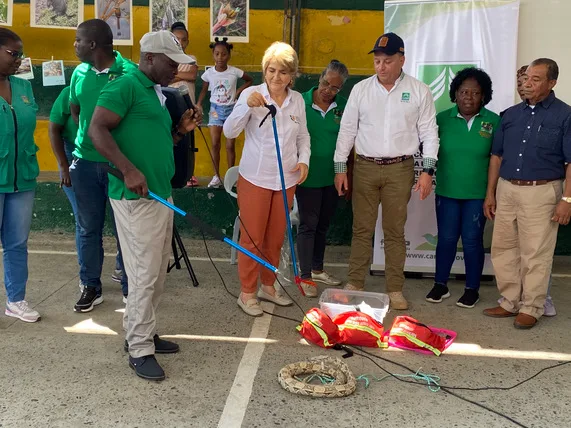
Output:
(296, 185), (339, 279)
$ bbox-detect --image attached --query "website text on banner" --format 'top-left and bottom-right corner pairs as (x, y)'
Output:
(371, 0), (520, 275)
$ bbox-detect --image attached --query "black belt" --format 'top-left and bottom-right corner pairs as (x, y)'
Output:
(358, 154), (413, 166)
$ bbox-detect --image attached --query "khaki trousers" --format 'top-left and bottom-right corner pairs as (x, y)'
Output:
(492, 179), (562, 319)
(348, 156), (415, 292)
(110, 198), (174, 358)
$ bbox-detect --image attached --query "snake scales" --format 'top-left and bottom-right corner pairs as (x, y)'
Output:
(277, 356), (357, 398)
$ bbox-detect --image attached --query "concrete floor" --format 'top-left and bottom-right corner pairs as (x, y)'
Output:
(1, 232), (571, 428)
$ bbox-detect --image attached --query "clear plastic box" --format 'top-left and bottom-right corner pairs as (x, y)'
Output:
(318, 289), (390, 324)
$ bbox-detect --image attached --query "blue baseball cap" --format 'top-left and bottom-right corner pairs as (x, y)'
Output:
(369, 32), (405, 55)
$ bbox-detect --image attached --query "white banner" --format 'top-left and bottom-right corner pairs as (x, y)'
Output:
(371, 0), (520, 275)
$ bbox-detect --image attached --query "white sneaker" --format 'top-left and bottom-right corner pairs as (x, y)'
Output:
(544, 296), (557, 317)
(311, 271), (342, 286)
(5, 300), (41, 323)
(237, 296), (263, 317)
(300, 279), (318, 298)
(122, 295), (128, 305)
(207, 175), (222, 188)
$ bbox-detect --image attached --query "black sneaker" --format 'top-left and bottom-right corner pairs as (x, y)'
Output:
(129, 355), (165, 381)
(74, 287), (103, 313)
(124, 335), (180, 354)
(456, 288), (480, 308)
(425, 283), (450, 303)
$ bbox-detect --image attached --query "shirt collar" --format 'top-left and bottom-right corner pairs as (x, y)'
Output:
(90, 51), (123, 74)
(523, 90), (557, 110)
(450, 105), (487, 118)
(133, 68), (156, 88)
(260, 83), (293, 108)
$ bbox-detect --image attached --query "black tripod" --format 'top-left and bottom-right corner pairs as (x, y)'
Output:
(168, 223), (199, 287)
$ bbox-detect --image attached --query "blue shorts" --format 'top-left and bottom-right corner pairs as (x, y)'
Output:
(208, 103), (235, 127)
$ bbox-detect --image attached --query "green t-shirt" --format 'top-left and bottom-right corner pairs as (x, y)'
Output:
(300, 87), (347, 188)
(435, 106), (501, 199)
(70, 51), (137, 162)
(0, 76), (39, 193)
(97, 69), (175, 200)
(49, 86), (78, 145)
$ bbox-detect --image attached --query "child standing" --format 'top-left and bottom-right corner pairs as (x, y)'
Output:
(197, 37), (253, 188)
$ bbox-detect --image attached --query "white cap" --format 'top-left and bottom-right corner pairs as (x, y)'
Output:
(140, 30), (196, 64)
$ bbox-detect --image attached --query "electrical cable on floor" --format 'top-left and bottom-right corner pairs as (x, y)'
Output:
(187, 124), (570, 428)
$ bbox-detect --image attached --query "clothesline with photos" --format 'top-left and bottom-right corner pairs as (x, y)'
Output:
(0, 0), (250, 46)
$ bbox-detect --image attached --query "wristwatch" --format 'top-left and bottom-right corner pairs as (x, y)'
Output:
(423, 167), (435, 176)
(562, 196), (571, 203)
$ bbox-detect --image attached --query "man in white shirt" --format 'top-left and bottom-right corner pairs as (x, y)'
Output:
(334, 32), (439, 310)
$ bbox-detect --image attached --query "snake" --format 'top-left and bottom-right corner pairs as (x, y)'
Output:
(277, 356), (357, 398)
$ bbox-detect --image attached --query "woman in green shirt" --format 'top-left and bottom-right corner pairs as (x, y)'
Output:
(296, 60), (348, 294)
(425, 67), (500, 309)
(0, 29), (40, 322)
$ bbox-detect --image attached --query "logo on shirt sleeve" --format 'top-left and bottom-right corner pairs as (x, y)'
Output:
(21, 95), (30, 105)
(479, 122), (493, 138)
(401, 92), (410, 102)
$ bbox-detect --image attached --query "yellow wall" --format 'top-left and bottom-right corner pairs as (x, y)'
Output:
(10, 4), (382, 177)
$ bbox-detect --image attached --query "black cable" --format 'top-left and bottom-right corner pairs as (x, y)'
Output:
(187, 123), (566, 428)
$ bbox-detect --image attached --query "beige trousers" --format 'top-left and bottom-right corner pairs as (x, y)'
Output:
(492, 179), (562, 319)
(111, 197), (174, 358)
(348, 156), (415, 292)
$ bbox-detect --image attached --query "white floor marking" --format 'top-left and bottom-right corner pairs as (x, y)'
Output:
(217, 302), (275, 428)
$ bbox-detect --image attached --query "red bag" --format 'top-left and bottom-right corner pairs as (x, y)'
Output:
(386, 316), (452, 356)
(296, 308), (340, 348)
(333, 311), (386, 348)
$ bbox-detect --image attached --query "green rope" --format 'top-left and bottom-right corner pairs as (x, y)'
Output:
(356, 368), (441, 392)
(294, 374), (336, 385)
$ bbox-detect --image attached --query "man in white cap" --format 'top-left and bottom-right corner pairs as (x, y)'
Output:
(88, 31), (202, 381)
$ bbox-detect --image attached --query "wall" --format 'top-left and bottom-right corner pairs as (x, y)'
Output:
(6, 0), (384, 177)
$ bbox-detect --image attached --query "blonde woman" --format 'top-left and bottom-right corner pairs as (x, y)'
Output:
(223, 42), (311, 316)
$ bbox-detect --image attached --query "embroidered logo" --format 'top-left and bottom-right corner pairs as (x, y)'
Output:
(108, 73), (118, 82)
(401, 92), (410, 102)
(378, 36), (388, 48)
(479, 121), (493, 138)
(290, 115), (300, 124)
(21, 95), (30, 104)
(333, 108), (343, 124)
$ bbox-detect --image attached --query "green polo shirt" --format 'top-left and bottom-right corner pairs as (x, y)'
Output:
(300, 87), (347, 188)
(435, 106), (501, 199)
(70, 51), (137, 162)
(49, 86), (78, 144)
(96, 69), (175, 200)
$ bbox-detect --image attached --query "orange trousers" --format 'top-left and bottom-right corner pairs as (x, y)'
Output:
(237, 175), (296, 294)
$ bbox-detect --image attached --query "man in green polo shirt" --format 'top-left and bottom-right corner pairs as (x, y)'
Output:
(69, 19), (137, 314)
(89, 30), (200, 381)
(296, 60), (349, 296)
(425, 67), (500, 309)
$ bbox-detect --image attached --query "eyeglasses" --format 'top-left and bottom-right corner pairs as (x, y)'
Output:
(319, 79), (342, 94)
(4, 49), (24, 59)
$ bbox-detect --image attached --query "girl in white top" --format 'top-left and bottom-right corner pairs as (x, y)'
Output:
(197, 37), (253, 188)
(169, 22), (199, 187)
(223, 41), (312, 317)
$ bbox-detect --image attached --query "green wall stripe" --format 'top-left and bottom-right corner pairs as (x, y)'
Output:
(14, 0), (384, 10)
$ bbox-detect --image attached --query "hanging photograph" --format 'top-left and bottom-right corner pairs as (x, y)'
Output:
(150, 0), (187, 32)
(0, 0), (13, 26)
(30, 0), (84, 29)
(95, 0), (133, 46)
(15, 58), (34, 80)
(210, 0), (249, 43)
(42, 60), (66, 86)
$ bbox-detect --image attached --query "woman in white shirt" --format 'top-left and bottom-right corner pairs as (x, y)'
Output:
(223, 41), (311, 316)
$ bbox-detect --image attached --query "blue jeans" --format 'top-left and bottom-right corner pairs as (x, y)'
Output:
(1, 190), (35, 303)
(62, 141), (83, 267)
(69, 158), (128, 295)
(435, 195), (486, 290)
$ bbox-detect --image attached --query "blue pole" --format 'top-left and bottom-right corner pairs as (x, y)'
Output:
(270, 116), (300, 282)
(147, 190), (278, 273)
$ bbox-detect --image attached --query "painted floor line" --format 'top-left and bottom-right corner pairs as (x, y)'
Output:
(217, 302), (275, 428)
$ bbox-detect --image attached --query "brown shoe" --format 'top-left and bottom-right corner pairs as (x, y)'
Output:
(483, 306), (517, 318)
(514, 313), (537, 329)
(388, 292), (408, 310)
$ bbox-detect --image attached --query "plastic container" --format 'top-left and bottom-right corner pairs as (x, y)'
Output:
(318, 289), (390, 324)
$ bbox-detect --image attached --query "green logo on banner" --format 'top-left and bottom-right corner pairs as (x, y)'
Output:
(417, 63), (478, 113)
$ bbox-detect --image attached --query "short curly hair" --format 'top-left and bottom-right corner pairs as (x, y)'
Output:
(449, 67), (493, 106)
